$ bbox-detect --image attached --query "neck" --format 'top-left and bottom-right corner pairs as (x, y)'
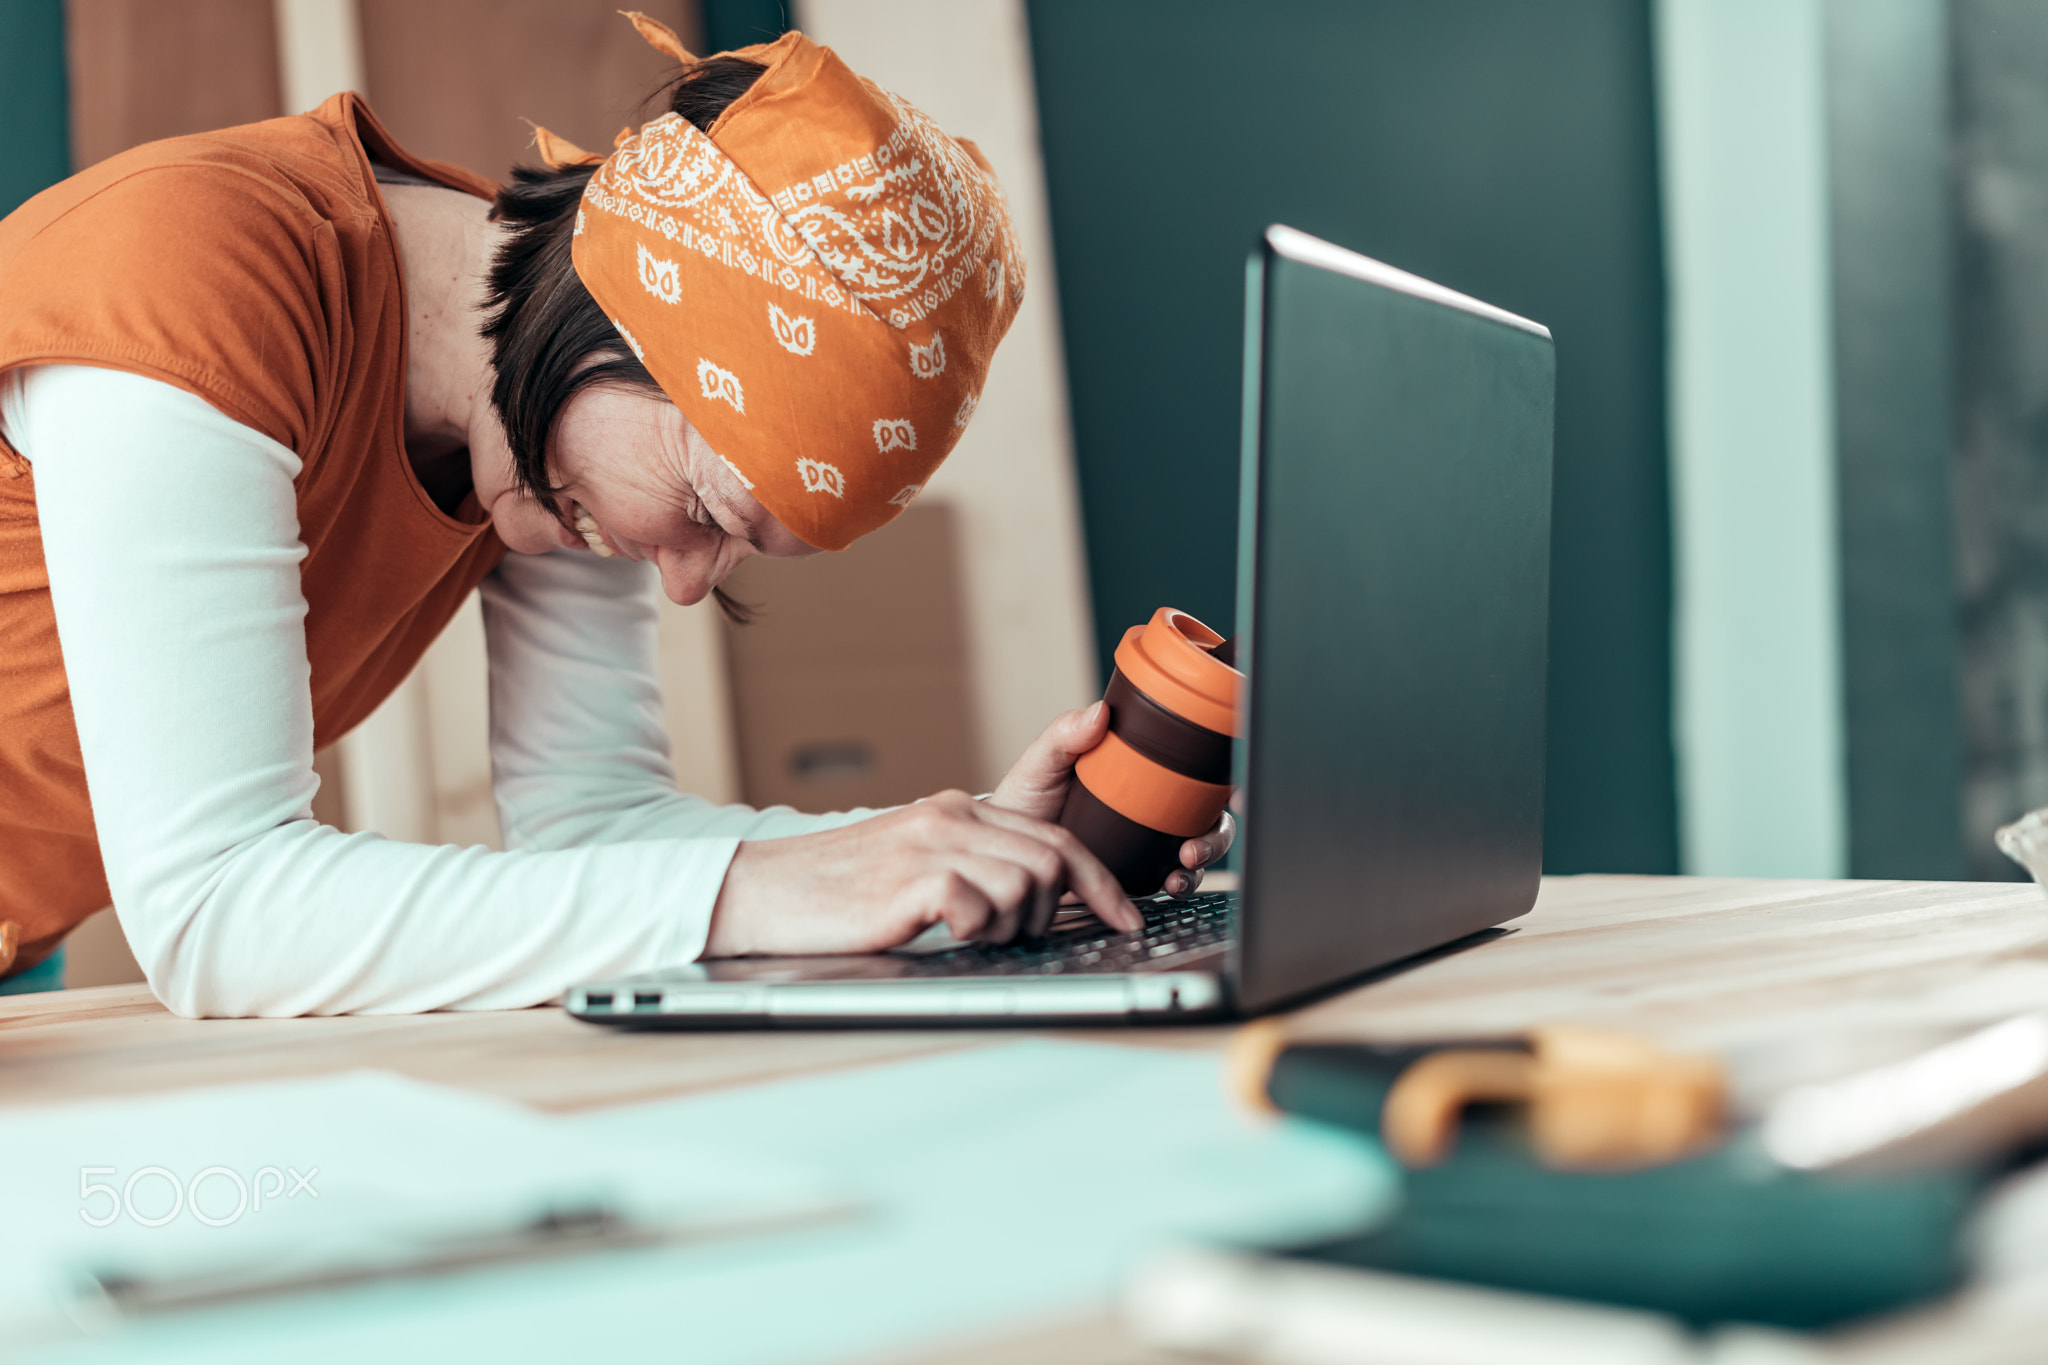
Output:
(383, 183), (504, 478)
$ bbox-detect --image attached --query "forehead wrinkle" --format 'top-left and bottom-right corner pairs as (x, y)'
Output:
(575, 402), (693, 494)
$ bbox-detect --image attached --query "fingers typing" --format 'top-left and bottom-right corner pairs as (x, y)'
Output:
(966, 800), (1140, 932)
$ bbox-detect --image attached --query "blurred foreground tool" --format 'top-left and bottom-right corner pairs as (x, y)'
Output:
(1224, 1020), (2048, 1330)
(1387, 1024), (1724, 1169)
(1231, 1022), (1725, 1169)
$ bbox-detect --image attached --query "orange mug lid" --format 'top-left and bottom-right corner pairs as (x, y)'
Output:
(1112, 608), (1242, 737)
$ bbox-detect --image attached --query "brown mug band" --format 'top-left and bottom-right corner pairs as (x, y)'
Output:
(1057, 779), (1188, 895)
(1105, 670), (1234, 785)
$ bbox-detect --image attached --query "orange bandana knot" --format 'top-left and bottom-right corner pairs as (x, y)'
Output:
(569, 22), (1026, 551)
(621, 10), (698, 65)
(531, 124), (602, 169)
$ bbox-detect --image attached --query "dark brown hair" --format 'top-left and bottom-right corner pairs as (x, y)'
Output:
(480, 56), (768, 620)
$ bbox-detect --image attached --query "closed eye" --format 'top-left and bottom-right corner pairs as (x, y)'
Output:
(702, 490), (766, 551)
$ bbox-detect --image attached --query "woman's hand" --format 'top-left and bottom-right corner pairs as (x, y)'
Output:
(987, 702), (1237, 899)
(704, 790), (1142, 957)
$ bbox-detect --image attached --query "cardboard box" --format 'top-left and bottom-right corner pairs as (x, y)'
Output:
(722, 502), (982, 813)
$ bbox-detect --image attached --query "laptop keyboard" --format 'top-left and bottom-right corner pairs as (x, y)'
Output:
(894, 891), (1238, 977)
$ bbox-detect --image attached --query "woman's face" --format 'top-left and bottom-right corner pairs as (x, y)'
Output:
(483, 385), (819, 604)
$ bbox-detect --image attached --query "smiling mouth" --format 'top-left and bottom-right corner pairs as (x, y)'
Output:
(570, 503), (616, 557)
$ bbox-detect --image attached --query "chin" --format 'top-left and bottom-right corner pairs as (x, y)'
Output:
(495, 515), (569, 556)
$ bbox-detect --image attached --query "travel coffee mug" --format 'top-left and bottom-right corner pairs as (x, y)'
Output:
(1059, 607), (1242, 894)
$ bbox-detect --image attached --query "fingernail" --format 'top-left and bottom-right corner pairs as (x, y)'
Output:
(1087, 700), (1107, 723)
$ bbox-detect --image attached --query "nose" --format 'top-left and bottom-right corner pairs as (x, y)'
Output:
(656, 551), (710, 605)
(655, 540), (735, 606)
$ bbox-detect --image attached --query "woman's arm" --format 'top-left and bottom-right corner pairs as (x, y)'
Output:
(481, 551), (1150, 954)
(13, 365), (739, 1016)
(479, 545), (876, 847)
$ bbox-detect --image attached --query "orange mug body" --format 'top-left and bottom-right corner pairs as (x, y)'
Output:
(1059, 608), (1241, 894)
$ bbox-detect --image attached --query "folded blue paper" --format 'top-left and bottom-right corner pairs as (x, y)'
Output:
(27, 1040), (1394, 1365)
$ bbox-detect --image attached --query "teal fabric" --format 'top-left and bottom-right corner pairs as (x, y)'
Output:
(0, 948), (63, 995)
(23, 1040), (1395, 1364)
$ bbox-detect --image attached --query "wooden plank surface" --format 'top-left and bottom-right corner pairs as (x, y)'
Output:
(6, 873), (2047, 1364)
(66, 0), (282, 172)
(7, 874), (2044, 1119)
(0, 989), (989, 1114)
(1287, 874), (2048, 1052)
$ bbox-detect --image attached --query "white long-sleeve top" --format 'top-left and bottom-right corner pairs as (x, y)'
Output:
(1, 364), (868, 1017)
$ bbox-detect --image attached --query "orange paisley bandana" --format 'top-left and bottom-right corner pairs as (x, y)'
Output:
(558, 15), (1026, 551)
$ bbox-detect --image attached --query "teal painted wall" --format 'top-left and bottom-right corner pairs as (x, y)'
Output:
(1828, 0), (1965, 878)
(703, 0), (790, 53)
(1028, 0), (1676, 873)
(1659, 0), (1848, 879)
(1954, 0), (2048, 879)
(0, 0), (68, 217)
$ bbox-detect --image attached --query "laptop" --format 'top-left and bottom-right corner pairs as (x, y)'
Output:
(569, 224), (1555, 1028)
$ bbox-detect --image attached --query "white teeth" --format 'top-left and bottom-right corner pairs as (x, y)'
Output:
(571, 504), (615, 557)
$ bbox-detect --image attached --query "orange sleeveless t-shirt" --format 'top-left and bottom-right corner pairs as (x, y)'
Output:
(0, 95), (507, 978)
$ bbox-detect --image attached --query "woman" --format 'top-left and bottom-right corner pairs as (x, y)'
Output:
(0, 17), (1230, 1013)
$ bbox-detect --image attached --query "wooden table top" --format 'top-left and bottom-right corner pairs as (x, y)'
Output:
(7, 874), (2044, 1363)
(7, 874), (2044, 1118)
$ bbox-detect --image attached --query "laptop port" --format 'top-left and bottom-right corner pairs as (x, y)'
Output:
(633, 991), (663, 1012)
(583, 992), (614, 1011)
